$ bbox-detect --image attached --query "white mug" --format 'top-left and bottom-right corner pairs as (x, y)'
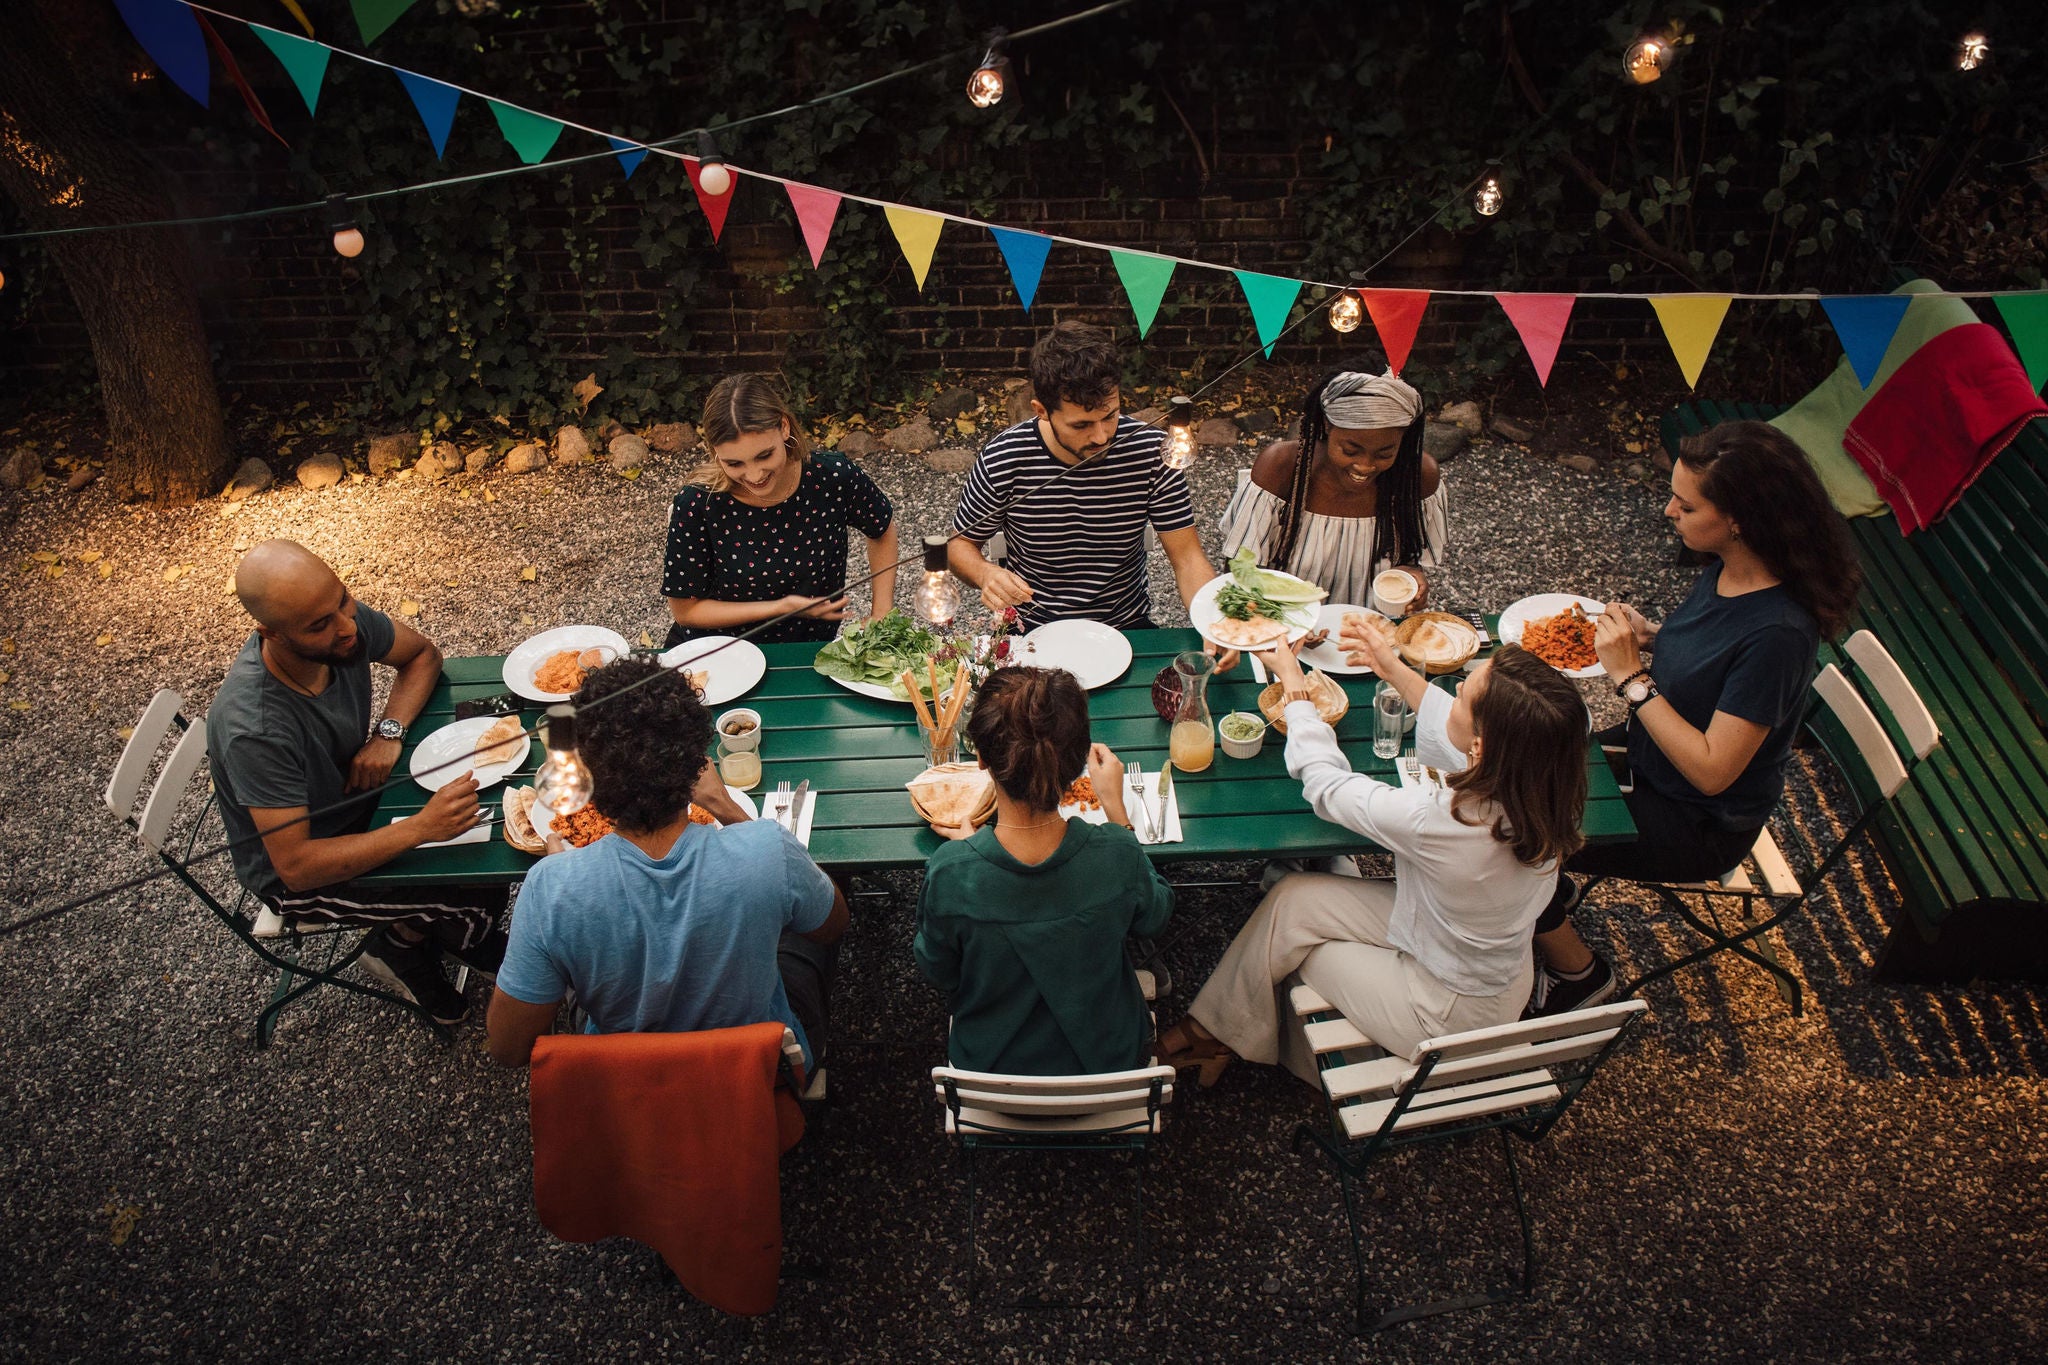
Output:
(1370, 568), (1419, 617)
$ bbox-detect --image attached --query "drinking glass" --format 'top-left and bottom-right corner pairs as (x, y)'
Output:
(918, 693), (964, 767)
(1372, 681), (1406, 760)
(717, 740), (762, 791)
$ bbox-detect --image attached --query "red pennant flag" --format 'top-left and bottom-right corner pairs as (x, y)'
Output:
(785, 183), (841, 269)
(684, 158), (735, 242)
(1495, 293), (1577, 387)
(196, 15), (286, 148)
(1361, 290), (1430, 375)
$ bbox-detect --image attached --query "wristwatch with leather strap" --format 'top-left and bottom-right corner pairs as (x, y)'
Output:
(1615, 669), (1658, 710)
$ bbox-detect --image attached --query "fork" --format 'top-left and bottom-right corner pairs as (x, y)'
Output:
(773, 779), (793, 830)
(1128, 762), (1153, 843)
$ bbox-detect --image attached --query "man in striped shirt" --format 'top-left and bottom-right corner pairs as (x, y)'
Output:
(948, 322), (1227, 637)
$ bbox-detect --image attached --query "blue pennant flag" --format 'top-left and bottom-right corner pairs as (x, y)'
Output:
(396, 70), (461, 160)
(1821, 294), (1914, 388)
(113, 0), (210, 107)
(989, 227), (1053, 312)
(607, 137), (649, 180)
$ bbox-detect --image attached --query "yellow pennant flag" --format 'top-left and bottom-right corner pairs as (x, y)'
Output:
(884, 206), (945, 290)
(1650, 295), (1733, 390)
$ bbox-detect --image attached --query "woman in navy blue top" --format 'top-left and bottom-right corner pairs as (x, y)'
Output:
(1529, 421), (1862, 1014)
(663, 374), (898, 649)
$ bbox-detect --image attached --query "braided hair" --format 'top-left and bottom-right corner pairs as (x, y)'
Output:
(1268, 368), (1428, 575)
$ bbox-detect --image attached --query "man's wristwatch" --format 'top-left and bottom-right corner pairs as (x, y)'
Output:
(1615, 670), (1658, 710)
(374, 717), (406, 742)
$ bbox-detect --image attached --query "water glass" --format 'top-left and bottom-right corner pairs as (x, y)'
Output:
(1372, 681), (1407, 760)
(717, 740), (762, 791)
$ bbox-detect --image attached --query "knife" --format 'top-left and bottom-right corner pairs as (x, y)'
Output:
(786, 780), (811, 839)
(1153, 762), (1174, 843)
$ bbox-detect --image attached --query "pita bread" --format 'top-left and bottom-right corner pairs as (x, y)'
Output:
(1395, 612), (1479, 672)
(1341, 610), (1396, 645)
(1209, 613), (1292, 649)
(1259, 669), (1351, 733)
(907, 762), (998, 828)
(503, 786), (545, 854)
(472, 714), (525, 768)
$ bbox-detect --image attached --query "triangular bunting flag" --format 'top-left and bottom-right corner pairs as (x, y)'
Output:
(1234, 271), (1304, 358)
(1361, 290), (1430, 375)
(1821, 295), (1914, 388)
(112, 0), (210, 108)
(1993, 292), (2048, 393)
(488, 100), (564, 165)
(685, 159), (736, 242)
(1496, 293), (1577, 387)
(277, 0), (315, 38)
(785, 183), (841, 268)
(884, 206), (945, 290)
(350, 0), (418, 46)
(396, 71), (460, 159)
(1110, 252), (1175, 338)
(250, 24), (331, 118)
(989, 228), (1053, 312)
(1649, 295), (1733, 390)
(606, 137), (648, 180)
(197, 16), (284, 146)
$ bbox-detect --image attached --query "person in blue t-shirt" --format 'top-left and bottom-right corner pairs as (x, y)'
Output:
(1528, 421), (1862, 1015)
(486, 658), (847, 1069)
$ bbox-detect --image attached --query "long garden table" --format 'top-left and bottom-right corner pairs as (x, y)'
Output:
(359, 626), (1635, 886)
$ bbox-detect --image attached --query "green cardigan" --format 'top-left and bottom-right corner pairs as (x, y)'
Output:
(915, 819), (1173, 1076)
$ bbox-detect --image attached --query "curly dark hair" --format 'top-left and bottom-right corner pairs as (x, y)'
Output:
(1678, 421), (1863, 637)
(1027, 321), (1121, 414)
(965, 666), (1092, 812)
(571, 657), (714, 833)
(1269, 360), (1427, 574)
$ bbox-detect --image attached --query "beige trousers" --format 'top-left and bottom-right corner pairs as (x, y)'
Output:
(1188, 872), (1535, 1086)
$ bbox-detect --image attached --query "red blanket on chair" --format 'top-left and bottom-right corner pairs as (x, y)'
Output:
(529, 1023), (805, 1316)
(1842, 322), (2048, 533)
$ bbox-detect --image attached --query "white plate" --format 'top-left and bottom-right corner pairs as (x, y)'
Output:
(1297, 604), (1385, 676)
(408, 716), (533, 792)
(502, 625), (633, 703)
(657, 635), (768, 706)
(1014, 619), (1133, 690)
(528, 784), (758, 842)
(824, 674), (911, 703)
(1187, 572), (1322, 651)
(1497, 593), (1608, 678)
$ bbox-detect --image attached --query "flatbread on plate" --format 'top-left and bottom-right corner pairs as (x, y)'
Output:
(907, 762), (998, 828)
(1209, 614), (1292, 649)
(472, 714), (525, 768)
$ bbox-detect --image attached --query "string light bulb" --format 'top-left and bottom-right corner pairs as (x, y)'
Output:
(1623, 35), (1668, 84)
(1473, 169), (1505, 217)
(967, 31), (1011, 108)
(1328, 290), (1363, 333)
(327, 194), (363, 259)
(533, 705), (593, 817)
(1162, 396), (1197, 471)
(0, 268), (7, 293)
(912, 534), (961, 628)
(695, 131), (732, 197)
(1957, 32), (1990, 71)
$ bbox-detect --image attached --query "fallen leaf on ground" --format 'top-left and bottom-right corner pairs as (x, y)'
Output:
(117, 726), (133, 740)
(954, 416), (976, 435)
(97, 562), (114, 579)
(77, 550), (102, 563)
(44, 565), (65, 579)
(573, 373), (603, 413)
(616, 468), (640, 480)
(482, 489), (497, 503)
(0, 638), (13, 655)
(8, 701), (29, 712)
(638, 630), (654, 647)
(519, 566), (538, 583)
(519, 613), (534, 626)
(101, 1202), (142, 1247)
(1624, 441), (1646, 454)
(443, 578), (459, 588)
(163, 565), (190, 584)
(398, 600), (422, 617)
(31, 551), (58, 564)
(0, 670), (10, 685)
(95, 632), (112, 647)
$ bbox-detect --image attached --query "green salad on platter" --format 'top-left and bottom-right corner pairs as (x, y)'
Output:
(813, 610), (943, 700)
(1216, 547), (1326, 623)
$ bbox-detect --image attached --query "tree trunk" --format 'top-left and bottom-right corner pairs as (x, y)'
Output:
(0, 1), (229, 505)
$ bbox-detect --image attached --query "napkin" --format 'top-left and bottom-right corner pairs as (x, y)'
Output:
(1058, 771), (1182, 845)
(1395, 757), (1451, 795)
(765, 786), (817, 849)
(392, 814), (493, 848)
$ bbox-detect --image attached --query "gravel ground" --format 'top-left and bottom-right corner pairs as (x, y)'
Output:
(2, 421), (2046, 1363)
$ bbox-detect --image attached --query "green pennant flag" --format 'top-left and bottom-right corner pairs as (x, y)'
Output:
(1234, 270), (1304, 357)
(488, 100), (565, 165)
(1110, 251), (1175, 338)
(1994, 292), (2048, 393)
(250, 25), (330, 117)
(350, 0), (418, 46)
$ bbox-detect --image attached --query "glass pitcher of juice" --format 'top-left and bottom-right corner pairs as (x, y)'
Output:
(1168, 650), (1216, 773)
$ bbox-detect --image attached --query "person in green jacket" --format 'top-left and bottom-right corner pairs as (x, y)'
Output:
(915, 666), (1173, 1076)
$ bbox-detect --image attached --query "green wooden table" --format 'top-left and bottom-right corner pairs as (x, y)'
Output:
(359, 627), (1636, 886)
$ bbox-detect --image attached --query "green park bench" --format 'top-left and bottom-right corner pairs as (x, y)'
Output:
(1659, 400), (2048, 983)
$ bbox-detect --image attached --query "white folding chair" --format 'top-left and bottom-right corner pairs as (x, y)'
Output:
(1287, 983), (1649, 1332)
(106, 689), (448, 1046)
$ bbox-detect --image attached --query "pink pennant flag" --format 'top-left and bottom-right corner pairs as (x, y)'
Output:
(685, 158), (735, 242)
(785, 183), (841, 269)
(1360, 290), (1430, 375)
(1495, 293), (1577, 387)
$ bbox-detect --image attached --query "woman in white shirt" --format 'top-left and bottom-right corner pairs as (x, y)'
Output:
(1218, 365), (1448, 607)
(1156, 628), (1587, 1087)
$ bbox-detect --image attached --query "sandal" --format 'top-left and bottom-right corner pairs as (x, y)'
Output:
(1155, 1018), (1235, 1089)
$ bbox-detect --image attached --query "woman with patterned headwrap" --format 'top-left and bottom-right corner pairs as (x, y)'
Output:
(1218, 364), (1446, 605)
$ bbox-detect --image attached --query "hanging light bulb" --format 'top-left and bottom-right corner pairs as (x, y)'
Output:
(533, 704), (593, 817)
(966, 31), (1011, 108)
(1162, 396), (1197, 471)
(1473, 169), (1506, 217)
(1957, 32), (1990, 71)
(327, 194), (364, 259)
(0, 267), (7, 293)
(1327, 289), (1363, 333)
(912, 534), (961, 628)
(695, 130), (732, 197)
(1623, 35), (1668, 84)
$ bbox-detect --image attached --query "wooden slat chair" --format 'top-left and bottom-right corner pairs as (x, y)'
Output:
(1578, 630), (1940, 1015)
(930, 1061), (1176, 1312)
(106, 689), (450, 1047)
(1286, 984), (1649, 1332)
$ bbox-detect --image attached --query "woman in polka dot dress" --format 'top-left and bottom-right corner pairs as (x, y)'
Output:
(663, 374), (899, 649)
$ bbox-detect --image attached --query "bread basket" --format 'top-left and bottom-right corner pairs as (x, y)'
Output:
(1256, 669), (1351, 735)
(1395, 611), (1481, 674)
